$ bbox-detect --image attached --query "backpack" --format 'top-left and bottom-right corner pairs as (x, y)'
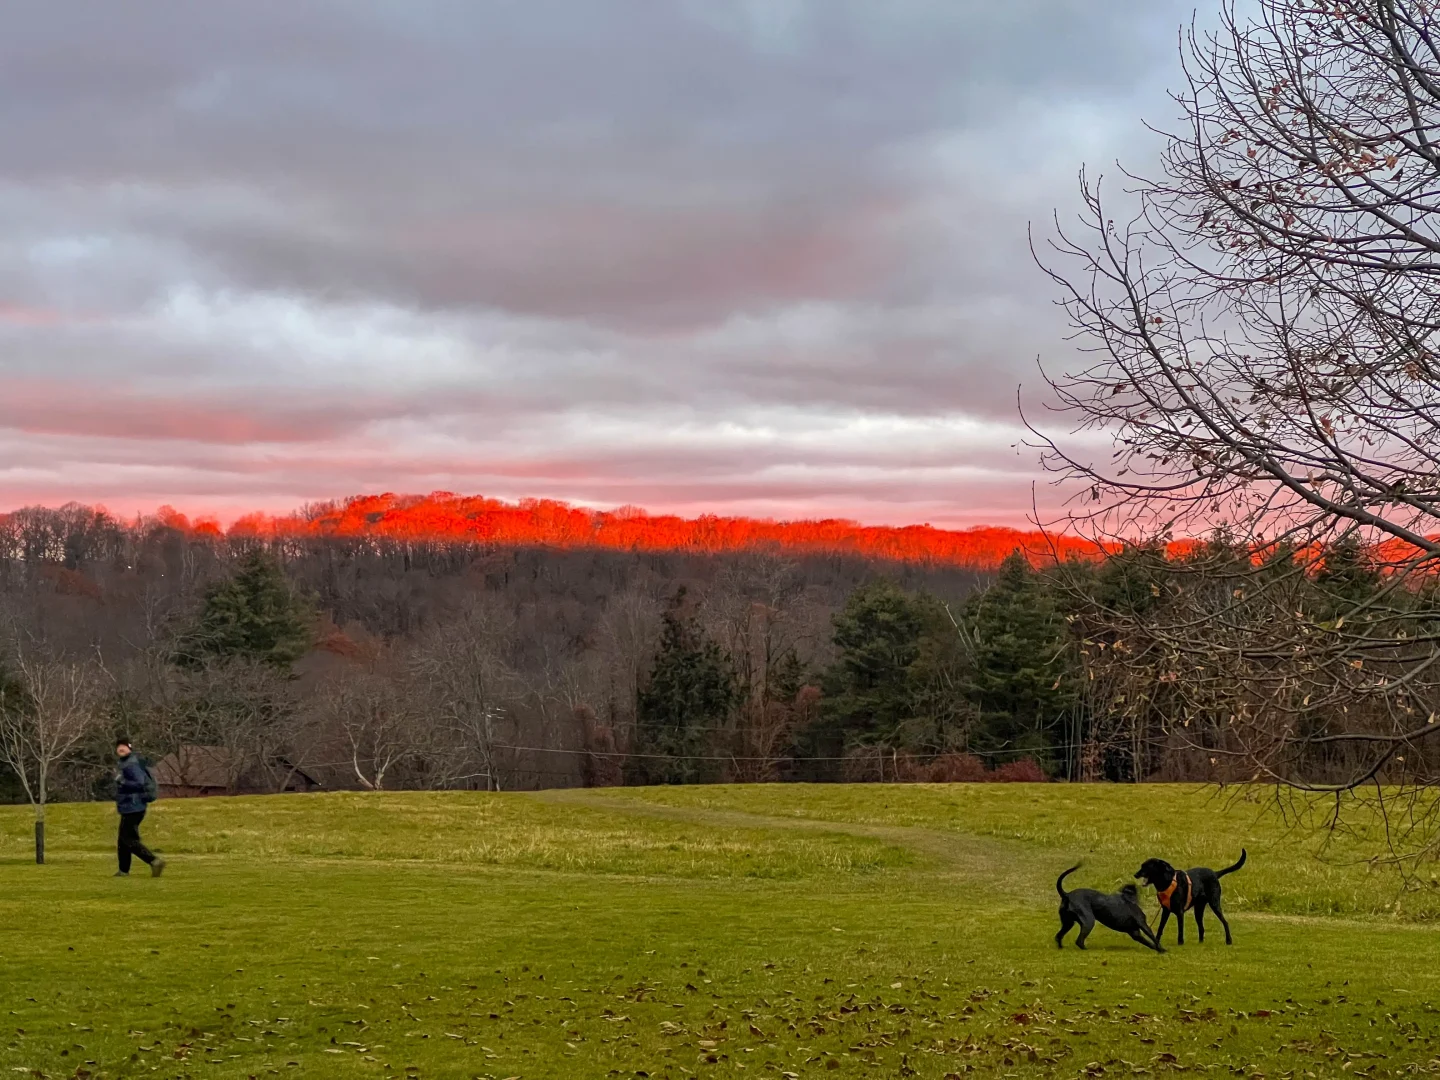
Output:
(141, 758), (159, 804)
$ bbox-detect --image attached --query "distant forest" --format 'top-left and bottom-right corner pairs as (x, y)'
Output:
(2, 499), (1434, 801)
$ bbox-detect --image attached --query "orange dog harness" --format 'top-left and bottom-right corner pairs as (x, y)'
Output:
(1156, 871), (1193, 912)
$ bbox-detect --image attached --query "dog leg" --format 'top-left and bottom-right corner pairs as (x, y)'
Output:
(1129, 929), (1163, 953)
(1075, 914), (1095, 949)
(1194, 904), (1206, 943)
(1211, 900), (1233, 945)
(1156, 908), (1172, 946)
(1145, 924), (1166, 953)
(1176, 907), (1186, 945)
(1056, 910), (1076, 948)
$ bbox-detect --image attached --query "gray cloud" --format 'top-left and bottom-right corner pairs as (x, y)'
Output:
(0, 0), (1190, 524)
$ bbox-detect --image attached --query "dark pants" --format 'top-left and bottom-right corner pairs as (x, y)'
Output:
(118, 810), (156, 874)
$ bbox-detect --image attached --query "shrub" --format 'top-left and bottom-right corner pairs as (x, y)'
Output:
(839, 747), (1048, 783)
(989, 757), (1047, 783)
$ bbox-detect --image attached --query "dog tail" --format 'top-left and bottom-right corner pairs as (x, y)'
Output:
(1056, 863), (1081, 900)
(1216, 849), (1247, 878)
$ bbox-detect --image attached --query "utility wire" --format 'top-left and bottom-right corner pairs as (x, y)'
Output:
(492, 741), (1079, 763)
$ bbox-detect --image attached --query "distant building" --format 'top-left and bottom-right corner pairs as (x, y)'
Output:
(150, 745), (323, 798)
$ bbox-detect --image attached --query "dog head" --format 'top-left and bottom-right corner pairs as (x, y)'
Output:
(1119, 883), (1141, 902)
(1135, 858), (1174, 887)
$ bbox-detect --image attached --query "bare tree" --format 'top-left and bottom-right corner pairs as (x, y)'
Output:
(590, 584), (663, 755)
(108, 583), (201, 760)
(1040, 0), (1440, 551)
(1037, 0), (1440, 827)
(575, 703), (623, 787)
(411, 597), (517, 791)
(728, 686), (822, 783)
(0, 644), (106, 863)
(698, 557), (830, 780)
(316, 661), (421, 791)
(183, 658), (301, 791)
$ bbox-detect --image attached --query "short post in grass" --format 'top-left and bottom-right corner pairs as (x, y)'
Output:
(30, 770), (50, 864)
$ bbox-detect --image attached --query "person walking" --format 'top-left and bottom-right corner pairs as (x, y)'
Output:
(115, 737), (165, 878)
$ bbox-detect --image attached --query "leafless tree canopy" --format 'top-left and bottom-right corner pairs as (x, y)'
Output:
(0, 601), (107, 861)
(1040, 0), (1440, 552)
(0, 644), (106, 812)
(1039, 0), (1440, 829)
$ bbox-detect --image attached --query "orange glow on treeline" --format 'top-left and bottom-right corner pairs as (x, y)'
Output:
(6, 494), (1434, 571)
(231, 494), (1108, 567)
(22, 493), (1115, 569)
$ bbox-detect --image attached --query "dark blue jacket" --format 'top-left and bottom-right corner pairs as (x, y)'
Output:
(115, 756), (149, 815)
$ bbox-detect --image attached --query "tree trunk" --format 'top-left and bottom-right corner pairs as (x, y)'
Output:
(34, 803), (45, 865)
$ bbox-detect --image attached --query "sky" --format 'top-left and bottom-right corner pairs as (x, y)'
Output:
(0, 0), (1192, 527)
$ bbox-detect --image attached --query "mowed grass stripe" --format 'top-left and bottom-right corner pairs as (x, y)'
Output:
(596, 783), (1440, 920)
(2, 785), (1439, 1078)
(1, 791), (916, 879)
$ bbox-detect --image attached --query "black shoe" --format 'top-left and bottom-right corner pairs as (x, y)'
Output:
(151, 858), (166, 878)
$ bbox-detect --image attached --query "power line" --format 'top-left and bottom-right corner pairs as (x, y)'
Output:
(495, 743), (852, 763)
(493, 742), (1078, 763)
(289, 742), (1078, 768)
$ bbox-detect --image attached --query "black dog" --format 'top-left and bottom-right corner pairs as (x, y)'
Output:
(1055, 864), (1165, 952)
(1135, 849), (1246, 945)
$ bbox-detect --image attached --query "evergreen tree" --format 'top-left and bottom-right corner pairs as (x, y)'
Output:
(0, 664), (29, 801)
(766, 648), (811, 714)
(633, 594), (738, 784)
(961, 551), (1073, 767)
(1312, 538), (1384, 620)
(0, 664), (28, 714)
(1061, 546), (1176, 782)
(179, 551), (314, 669)
(905, 605), (972, 753)
(816, 579), (965, 753)
(820, 580), (927, 747)
(1085, 544), (1171, 617)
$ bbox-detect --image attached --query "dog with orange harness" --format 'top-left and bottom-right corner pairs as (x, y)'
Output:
(1135, 850), (1246, 946)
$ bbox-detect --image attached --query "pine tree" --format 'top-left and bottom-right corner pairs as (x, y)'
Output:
(905, 603), (972, 753)
(633, 597), (738, 784)
(820, 580), (925, 746)
(179, 551), (314, 669)
(961, 551), (1073, 767)
(818, 579), (963, 750)
(1086, 544), (1171, 617)
(1313, 538), (1384, 620)
(0, 665), (29, 801)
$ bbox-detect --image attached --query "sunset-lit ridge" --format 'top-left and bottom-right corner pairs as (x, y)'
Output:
(141, 493), (1107, 568)
(15, 496), (1434, 570)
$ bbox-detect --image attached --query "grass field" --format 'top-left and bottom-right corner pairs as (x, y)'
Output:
(3, 784), (1440, 1079)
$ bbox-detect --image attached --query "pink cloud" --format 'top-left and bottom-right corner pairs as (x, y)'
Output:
(0, 303), (75, 328)
(0, 378), (375, 443)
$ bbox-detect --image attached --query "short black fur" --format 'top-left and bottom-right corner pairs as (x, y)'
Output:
(1055, 864), (1165, 952)
(1135, 849), (1246, 945)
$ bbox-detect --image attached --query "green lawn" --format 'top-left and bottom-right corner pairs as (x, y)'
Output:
(2, 784), (1439, 1079)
